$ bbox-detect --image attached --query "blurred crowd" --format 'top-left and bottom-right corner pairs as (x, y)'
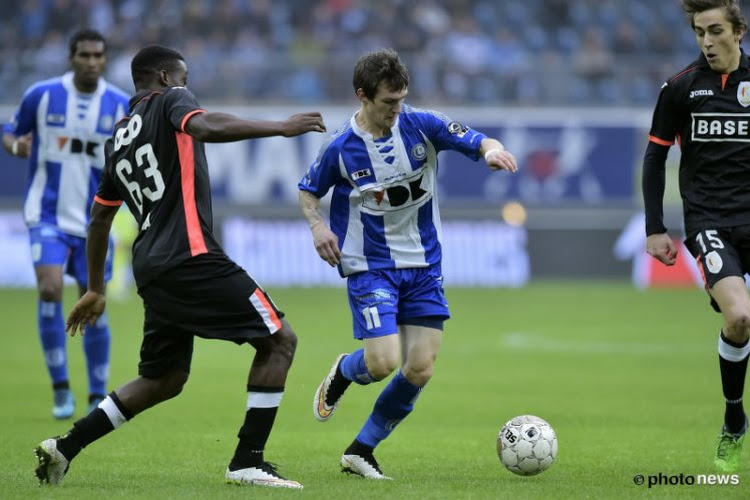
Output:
(1, 0), (745, 106)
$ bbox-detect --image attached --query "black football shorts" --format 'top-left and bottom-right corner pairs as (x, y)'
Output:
(684, 225), (750, 312)
(136, 252), (285, 377)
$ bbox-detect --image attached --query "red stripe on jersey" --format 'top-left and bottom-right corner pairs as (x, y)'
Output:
(94, 195), (122, 207)
(181, 109), (207, 132)
(670, 65), (699, 83)
(253, 288), (282, 331)
(649, 135), (673, 146)
(722, 73), (730, 91)
(175, 131), (208, 256)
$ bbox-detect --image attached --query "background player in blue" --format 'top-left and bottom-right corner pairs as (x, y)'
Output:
(2, 29), (129, 419)
(644, 0), (750, 474)
(299, 49), (518, 479)
(33, 45), (325, 489)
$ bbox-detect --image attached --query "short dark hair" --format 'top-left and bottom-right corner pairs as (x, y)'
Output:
(68, 29), (106, 58)
(352, 49), (409, 101)
(130, 44), (185, 87)
(682, 0), (748, 34)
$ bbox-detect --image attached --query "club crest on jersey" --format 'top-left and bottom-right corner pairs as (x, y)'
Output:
(447, 122), (468, 138)
(738, 82), (750, 107)
(352, 168), (372, 180)
(705, 251), (723, 274)
(411, 143), (427, 161)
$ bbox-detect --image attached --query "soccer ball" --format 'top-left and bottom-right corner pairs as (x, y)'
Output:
(497, 415), (557, 476)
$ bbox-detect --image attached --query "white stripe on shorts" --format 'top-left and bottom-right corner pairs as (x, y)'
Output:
(249, 289), (281, 334)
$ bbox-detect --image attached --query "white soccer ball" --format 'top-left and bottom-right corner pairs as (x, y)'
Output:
(497, 415), (557, 476)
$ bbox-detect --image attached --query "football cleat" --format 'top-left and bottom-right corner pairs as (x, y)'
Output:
(341, 453), (392, 480)
(225, 462), (303, 489)
(715, 417), (747, 473)
(313, 353), (349, 422)
(52, 389), (74, 420)
(34, 438), (70, 485)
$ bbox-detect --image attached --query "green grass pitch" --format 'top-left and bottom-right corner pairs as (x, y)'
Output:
(0, 283), (748, 499)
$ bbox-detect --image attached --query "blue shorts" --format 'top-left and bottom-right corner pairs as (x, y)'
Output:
(29, 225), (113, 287)
(346, 265), (450, 340)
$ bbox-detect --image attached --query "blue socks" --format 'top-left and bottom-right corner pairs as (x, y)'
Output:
(356, 371), (423, 448)
(82, 313), (110, 397)
(38, 300), (110, 396)
(39, 301), (67, 385)
(340, 349), (374, 385)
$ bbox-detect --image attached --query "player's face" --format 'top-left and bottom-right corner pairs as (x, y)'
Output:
(70, 40), (106, 91)
(362, 82), (408, 133)
(693, 8), (745, 73)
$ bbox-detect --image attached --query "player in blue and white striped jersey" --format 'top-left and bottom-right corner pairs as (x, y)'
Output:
(2, 29), (129, 420)
(300, 49), (517, 479)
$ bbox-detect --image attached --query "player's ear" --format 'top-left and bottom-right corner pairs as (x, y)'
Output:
(355, 88), (368, 104)
(158, 69), (170, 87)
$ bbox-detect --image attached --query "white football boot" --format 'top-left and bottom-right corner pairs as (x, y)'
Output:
(34, 438), (70, 485)
(225, 462), (303, 489)
(341, 453), (392, 480)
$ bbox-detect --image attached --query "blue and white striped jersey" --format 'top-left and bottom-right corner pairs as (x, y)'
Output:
(299, 104), (486, 276)
(4, 72), (129, 237)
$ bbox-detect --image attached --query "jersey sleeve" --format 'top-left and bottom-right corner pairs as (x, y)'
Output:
(95, 138), (123, 207)
(163, 87), (207, 132)
(416, 109), (487, 159)
(3, 85), (42, 136)
(648, 82), (680, 146)
(298, 137), (342, 198)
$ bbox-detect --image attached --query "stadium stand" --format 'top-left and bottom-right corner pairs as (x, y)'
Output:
(1, 0), (747, 105)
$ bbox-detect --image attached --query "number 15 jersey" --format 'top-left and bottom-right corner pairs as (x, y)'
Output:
(96, 87), (223, 288)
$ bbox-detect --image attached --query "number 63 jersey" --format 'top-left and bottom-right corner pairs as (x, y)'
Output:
(96, 87), (223, 287)
(299, 104), (486, 277)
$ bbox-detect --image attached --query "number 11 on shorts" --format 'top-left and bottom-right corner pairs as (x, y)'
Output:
(362, 306), (381, 330)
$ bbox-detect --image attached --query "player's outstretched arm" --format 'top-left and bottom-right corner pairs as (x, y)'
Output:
(479, 138), (517, 173)
(185, 112), (326, 143)
(299, 190), (340, 266)
(66, 202), (117, 336)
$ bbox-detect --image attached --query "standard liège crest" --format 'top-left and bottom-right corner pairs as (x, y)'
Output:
(738, 82), (750, 107)
(705, 250), (723, 274)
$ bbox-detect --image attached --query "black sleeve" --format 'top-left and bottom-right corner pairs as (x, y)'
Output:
(642, 141), (670, 236)
(96, 138), (122, 203)
(164, 87), (205, 132)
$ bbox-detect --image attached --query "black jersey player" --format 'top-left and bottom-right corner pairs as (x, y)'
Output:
(33, 45), (326, 489)
(643, 0), (749, 473)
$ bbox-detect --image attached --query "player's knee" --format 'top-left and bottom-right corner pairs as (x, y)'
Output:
(725, 308), (750, 341)
(160, 370), (189, 399)
(366, 352), (399, 380)
(273, 324), (298, 361)
(402, 360), (435, 386)
(38, 282), (63, 302)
